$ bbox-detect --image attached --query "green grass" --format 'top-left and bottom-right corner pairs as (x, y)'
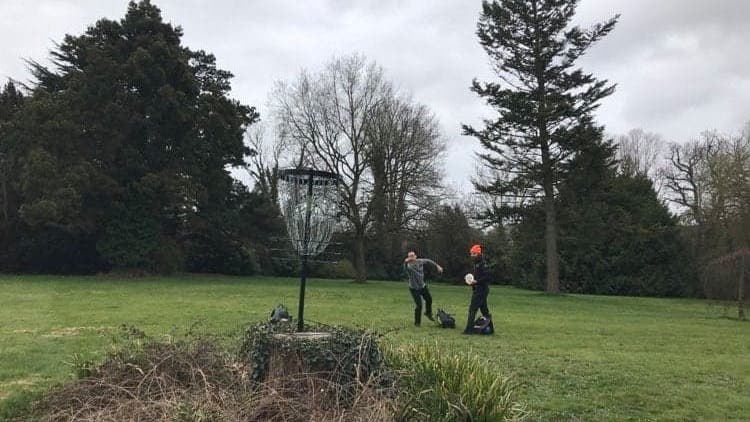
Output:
(0, 274), (748, 421)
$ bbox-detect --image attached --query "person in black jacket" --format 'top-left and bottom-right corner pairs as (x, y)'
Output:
(463, 244), (493, 334)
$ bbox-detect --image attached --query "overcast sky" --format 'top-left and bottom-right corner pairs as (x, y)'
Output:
(2, 0), (749, 191)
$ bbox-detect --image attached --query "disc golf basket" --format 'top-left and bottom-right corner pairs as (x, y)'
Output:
(277, 168), (341, 331)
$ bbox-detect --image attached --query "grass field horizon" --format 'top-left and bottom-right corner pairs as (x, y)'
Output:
(1, 274), (748, 421)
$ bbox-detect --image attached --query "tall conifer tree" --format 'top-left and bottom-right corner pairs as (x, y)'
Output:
(464, 0), (619, 293)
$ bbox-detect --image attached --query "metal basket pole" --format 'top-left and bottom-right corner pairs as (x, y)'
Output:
(297, 170), (314, 332)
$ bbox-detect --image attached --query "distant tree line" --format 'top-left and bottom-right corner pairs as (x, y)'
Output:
(1, 0), (746, 301)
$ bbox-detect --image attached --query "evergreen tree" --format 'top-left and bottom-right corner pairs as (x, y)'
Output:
(510, 138), (696, 296)
(463, 0), (619, 293)
(10, 0), (257, 272)
(0, 81), (24, 225)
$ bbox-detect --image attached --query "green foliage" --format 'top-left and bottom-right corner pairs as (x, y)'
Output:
(509, 140), (696, 296)
(388, 343), (528, 421)
(184, 231), (257, 276)
(0, 1), (261, 274)
(423, 205), (481, 280)
(15, 226), (103, 273)
(66, 353), (96, 379)
(464, 0), (619, 293)
(464, 0), (619, 204)
(97, 202), (160, 271)
(480, 226), (513, 284)
(239, 321), (384, 386)
(313, 259), (357, 280)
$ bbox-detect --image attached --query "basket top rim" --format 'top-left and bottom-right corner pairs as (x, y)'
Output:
(279, 168), (340, 181)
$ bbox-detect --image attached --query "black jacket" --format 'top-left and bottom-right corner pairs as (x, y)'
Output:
(472, 257), (490, 290)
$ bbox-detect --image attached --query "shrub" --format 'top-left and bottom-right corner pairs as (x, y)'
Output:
(10, 323), (528, 421)
(239, 321), (384, 386)
(13, 334), (246, 421)
(387, 343), (528, 422)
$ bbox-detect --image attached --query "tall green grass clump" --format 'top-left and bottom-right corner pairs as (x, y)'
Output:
(388, 343), (528, 422)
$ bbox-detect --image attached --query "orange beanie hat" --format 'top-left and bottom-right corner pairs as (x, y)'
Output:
(470, 244), (482, 255)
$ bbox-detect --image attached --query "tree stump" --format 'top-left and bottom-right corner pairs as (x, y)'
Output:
(267, 332), (333, 380)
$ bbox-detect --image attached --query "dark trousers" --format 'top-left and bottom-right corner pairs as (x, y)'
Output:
(465, 286), (491, 331)
(409, 286), (433, 325)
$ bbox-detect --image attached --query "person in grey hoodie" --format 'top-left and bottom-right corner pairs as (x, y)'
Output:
(404, 251), (443, 326)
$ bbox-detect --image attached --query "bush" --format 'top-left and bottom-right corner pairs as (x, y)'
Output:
(184, 234), (257, 276)
(13, 329), (245, 421)
(239, 320), (384, 385)
(387, 343), (528, 422)
(13, 324), (396, 422)
(10, 323), (529, 421)
(151, 236), (184, 274)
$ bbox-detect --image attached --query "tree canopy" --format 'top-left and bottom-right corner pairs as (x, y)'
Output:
(0, 0), (262, 273)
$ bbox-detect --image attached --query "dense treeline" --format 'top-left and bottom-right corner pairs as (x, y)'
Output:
(0, 1), (280, 275)
(1, 0), (746, 300)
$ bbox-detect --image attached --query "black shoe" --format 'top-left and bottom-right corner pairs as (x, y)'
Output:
(415, 322), (421, 327)
(425, 313), (435, 321)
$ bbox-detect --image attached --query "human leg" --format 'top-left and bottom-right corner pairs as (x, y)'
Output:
(421, 286), (434, 320)
(463, 289), (482, 333)
(409, 288), (423, 326)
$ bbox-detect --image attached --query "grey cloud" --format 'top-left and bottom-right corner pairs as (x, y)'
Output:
(1, 0), (748, 191)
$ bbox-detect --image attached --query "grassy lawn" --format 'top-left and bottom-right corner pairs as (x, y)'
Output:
(0, 274), (748, 421)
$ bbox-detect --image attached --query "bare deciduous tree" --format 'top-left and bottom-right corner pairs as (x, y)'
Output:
(367, 96), (445, 233)
(366, 96), (446, 273)
(271, 54), (444, 282)
(244, 124), (287, 203)
(663, 130), (749, 227)
(615, 128), (666, 192)
(662, 133), (716, 226)
(663, 127), (750, 256)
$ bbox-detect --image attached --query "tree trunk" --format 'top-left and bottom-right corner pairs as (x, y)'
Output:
(540, 139), (560, 294)
(739, 254), (746, 320)
(1, 177), (7, 223)
(353, 234), (367, 283)
(0, 153), (7, 222)
(544, 193), (560, 294)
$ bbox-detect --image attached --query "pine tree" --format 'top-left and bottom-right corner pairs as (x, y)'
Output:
(463, 0), (619, 293)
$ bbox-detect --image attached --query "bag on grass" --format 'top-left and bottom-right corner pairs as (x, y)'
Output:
(472, 316), (494, 335)
(436, 308), (456, 329)
(269, 304), (292, 323)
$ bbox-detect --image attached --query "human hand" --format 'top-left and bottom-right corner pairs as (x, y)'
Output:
(464, 273), (475, 285)
(437, 265), (443, 274)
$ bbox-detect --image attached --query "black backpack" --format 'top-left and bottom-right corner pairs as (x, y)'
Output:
(472, 316), (494, 335)
(436, 308), (456, 329)
(269, 304), (292, 323)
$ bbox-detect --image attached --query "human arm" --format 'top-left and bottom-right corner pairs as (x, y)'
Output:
(419, 258), (443, 274)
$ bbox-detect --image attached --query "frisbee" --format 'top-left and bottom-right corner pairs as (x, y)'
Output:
(464, 273), (475, 285)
